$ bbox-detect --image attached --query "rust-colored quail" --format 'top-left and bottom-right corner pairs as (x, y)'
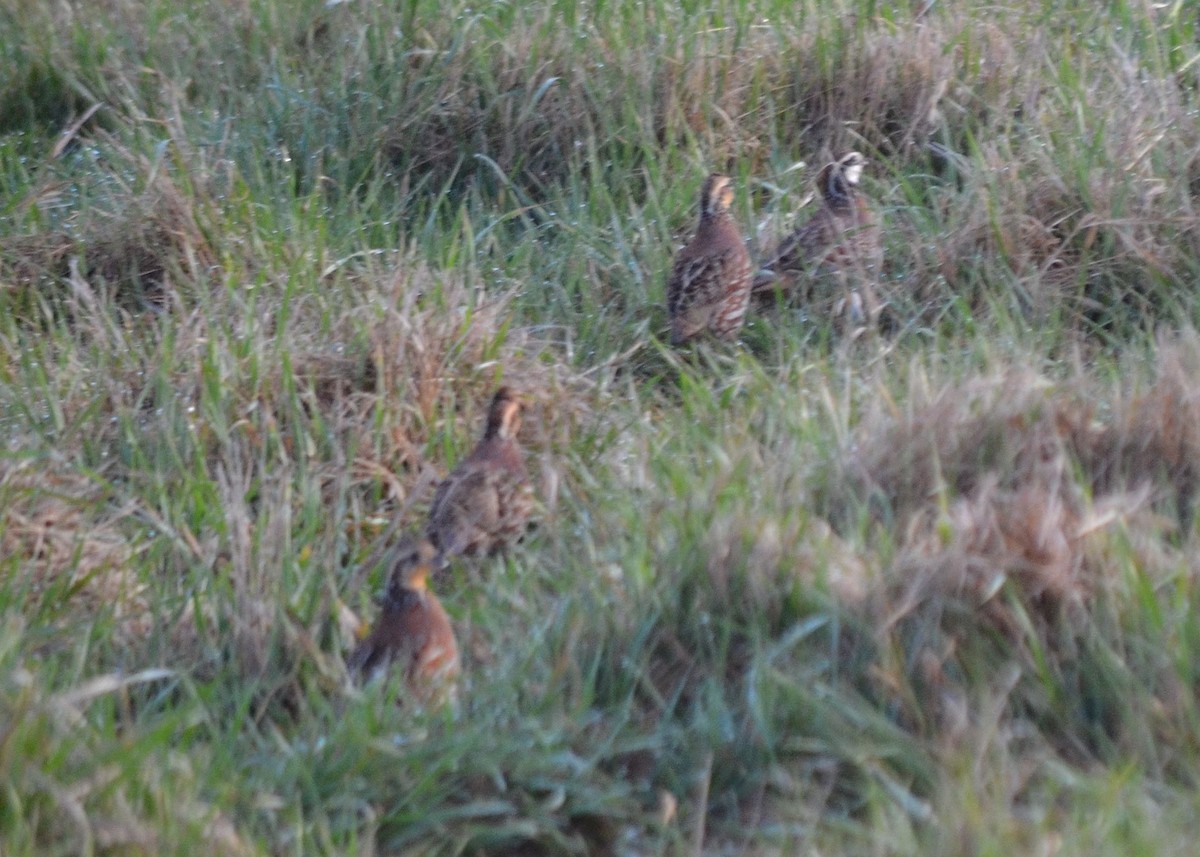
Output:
(426, 387), (534, 560)
(753, 152), (882, 327)
(666, 173), (753, 345)
(348, 536), (460, 701)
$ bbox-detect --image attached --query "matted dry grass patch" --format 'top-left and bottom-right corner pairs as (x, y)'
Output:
(0, 456), (149, 646)
(296, 253), (602, 528)
(826, 337), (1200, 753)
(372, 10), (1008, 187)
(840, 351), (1195, 612)
(1077, 331), (1200, 521)
(0, 153), (219, 309)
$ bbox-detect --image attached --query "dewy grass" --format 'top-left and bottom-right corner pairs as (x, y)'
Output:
(3, 0), (1200, 853)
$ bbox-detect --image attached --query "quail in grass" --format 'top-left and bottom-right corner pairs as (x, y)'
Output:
(753, 152), (883, 328)
(666, 173), (754, 345)
(348, 536), (461, 702)
(425, 386), (534, 560)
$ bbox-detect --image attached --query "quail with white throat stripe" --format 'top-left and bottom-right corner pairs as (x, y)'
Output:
(753, 152), (882, 327)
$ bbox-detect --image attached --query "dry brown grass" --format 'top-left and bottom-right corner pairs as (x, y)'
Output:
(0, 230), (76, 289)
(838, 336), (1200, 528)
(0, 151), (218, 309)
(812, 337), (1200, 756)
(374, 10), (1009, 188)
(901, 52), (1200, 322)
(82, 177), (217, 299)
(1077, 330), (1200, 521)
(305, 254), (598, 528)
(838, 367), (1071, 525)
(0, 457), (148, 646)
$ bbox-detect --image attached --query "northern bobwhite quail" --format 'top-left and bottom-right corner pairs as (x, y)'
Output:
(348, 536), (461, 701)
(666, 173), (753, 345)
(426, 386), (534, 559)
(753, 152), (882, 327)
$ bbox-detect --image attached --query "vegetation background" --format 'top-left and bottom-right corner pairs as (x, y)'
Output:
(3, 0), (1200, 853)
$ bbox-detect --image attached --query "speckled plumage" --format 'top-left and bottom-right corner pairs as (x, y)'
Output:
(426, 387), (534, 559)
(666, 174), (753, 345)
(753, 152), (882, 325)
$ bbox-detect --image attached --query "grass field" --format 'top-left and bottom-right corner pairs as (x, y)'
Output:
(3, 0), (1200, 853)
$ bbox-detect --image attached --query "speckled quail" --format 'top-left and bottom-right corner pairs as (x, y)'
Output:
(426, 387), (534, 560)
(666, 173), (753, 345)
(753, 152), (882, 329)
